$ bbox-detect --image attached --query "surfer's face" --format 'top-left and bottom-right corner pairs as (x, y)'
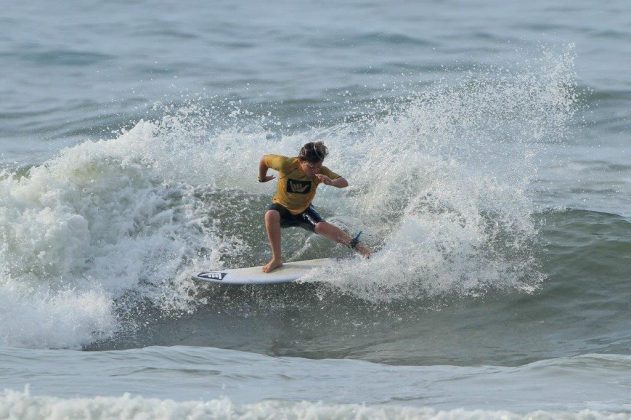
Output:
(300, 160), (322, 178)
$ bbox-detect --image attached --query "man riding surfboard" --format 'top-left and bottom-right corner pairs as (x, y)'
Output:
(258, 141), (371, 272)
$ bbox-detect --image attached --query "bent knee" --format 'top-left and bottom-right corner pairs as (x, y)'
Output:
(314, 221), (328, 234)
(265, 209), (280, 222)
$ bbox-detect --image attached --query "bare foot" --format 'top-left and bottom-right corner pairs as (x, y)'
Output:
(356, 243), (371, 258)
(262, 258), (283, 273)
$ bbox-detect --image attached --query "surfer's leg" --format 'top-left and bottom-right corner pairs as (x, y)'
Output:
(263, 210), (283, 272)
(314, 221), (371, 257)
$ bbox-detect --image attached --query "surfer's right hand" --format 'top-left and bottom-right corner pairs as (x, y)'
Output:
(258, 175), (276, 183)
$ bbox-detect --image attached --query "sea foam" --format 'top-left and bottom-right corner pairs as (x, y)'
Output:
(1, 389), (627, 420)
(0, 47), (577, 347)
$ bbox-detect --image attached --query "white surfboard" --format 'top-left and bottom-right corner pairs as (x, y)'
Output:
(193, 258), (332, 285)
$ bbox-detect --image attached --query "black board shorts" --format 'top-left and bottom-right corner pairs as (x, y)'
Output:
(268, 203), (323, 232)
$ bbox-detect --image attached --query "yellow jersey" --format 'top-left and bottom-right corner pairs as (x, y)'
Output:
(263, 154), (341, 214)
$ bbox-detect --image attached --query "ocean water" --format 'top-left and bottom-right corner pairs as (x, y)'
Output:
(2, 0), (631, 418)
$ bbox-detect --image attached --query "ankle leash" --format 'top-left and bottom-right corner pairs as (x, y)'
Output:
(349, 231), (362, 249)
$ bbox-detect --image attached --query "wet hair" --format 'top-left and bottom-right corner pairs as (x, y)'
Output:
(298, 141), (328, 163)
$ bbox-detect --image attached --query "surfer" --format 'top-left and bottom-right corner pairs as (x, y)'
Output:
(258, 141), (371, 272)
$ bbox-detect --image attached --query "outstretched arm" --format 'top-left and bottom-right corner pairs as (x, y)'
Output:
(258, 157), (276, 182)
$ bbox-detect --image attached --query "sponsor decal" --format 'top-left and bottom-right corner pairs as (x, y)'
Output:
(287, 179), (311, 194)
(198, 271), (227, 281)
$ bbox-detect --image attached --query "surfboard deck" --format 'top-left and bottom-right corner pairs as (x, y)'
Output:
(193, 258), (332, 285)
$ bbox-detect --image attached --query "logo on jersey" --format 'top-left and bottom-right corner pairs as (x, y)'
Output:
(287, 179), (312, 194)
